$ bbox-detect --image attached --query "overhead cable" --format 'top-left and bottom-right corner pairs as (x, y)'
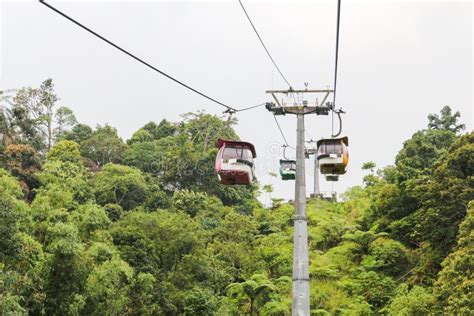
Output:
(272, 114), (294, 149)
(332, 0), (342, 106)
(39, 0), (240, 112)
(239, 0), (293, 89)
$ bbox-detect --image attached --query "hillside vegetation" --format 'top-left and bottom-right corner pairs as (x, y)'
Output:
(0, 80), (472, 315)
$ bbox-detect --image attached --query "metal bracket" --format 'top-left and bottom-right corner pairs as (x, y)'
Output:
(293, 215), (308, 221)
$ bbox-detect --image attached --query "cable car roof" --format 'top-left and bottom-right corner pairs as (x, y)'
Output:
(317, 136), (349, 147)
(217, 139), (257, 158)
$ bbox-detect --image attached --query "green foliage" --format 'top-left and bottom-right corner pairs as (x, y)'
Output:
(183, 287), (220, 315)
(434, 202), (474, 314)
(385, 284), (436, 315)
(111, 211), (203, 273)
(7, 79), (75, 151)
(34, 159), (93, 211)
(0, 168), (25, 199)
(226, 274), (283, 315)
(124, 114), (259, 210)
(351, 271), (396, 309)
(47, 140), (81, 163)
(94, 163), (148, 211)
(172, 189), (219, 217)
(103, 203), (124, 222)
(81, 125), (127, 167)
(54, 106), (77, 141)
(127, 119), (177, 145)
(128, 272), (161, 315)
(84, 258), (133, 315)
(63, 123), (93, 145)
(395, 129), (456, 182)
(71, 204), (111, 241)
(0, 90), (471, 315)
(1, 144), (41, 199)
(44, 223), (88, 315)
(361, 161), (376, 171)
(427, 105), (465, 133)
(368, 237), (410, 277)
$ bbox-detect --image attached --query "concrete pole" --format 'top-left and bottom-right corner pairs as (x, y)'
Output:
(314, 156), (320, 197)
(292, 113), (310, 315)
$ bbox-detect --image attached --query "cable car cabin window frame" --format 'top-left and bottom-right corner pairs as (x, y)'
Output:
(215, 139), (257, 186)
(221, 144), (254, 167)
(317, 141), (343, 157)
(317, 137), (348, 159)
(280, 160), (296, 172)
(279, 159), (296, 180)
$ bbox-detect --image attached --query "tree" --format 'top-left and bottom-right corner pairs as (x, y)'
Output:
(0, 90), (17, 148)
(71, 204), (111, 241)
(81, 125), (127, 167)
(62, 123), (93, 145)
(32, 157), (93, 214)
(127, 272), (161, 315)
(172, 189), (218, 217)
(395, 129), (456, 182)
(427, 105), (465, 134)
(38, 78), (59, 150)
(385, 284), (436, 315)
(434, 201), (474, 314)
(226, 274), (276, 315)
(402, 132), (473, 256)
(9, 79), (76, 150)
(2, 144), (41, 199)
(361, 161), (376, 172)
(352, 271), (395, 309)
(181, 112), (238, 152)
(44, 223), (88, 315)
(94, 164), (148, 211)
(0, 169), (30, 262)
(10, 87), (44, 150)
(53, 106), (77, 141)
(127, 120), (177, 145)
(362, 161), (378, 186)
(111, 211), (203, 274)
(47, 140), (81, 163)
(124, 115), (259, 209)
(368, 237), (410, 277)
(12, 79), (59, 150)
(84, 258), (133, 316)
(183, 287), (220, 316)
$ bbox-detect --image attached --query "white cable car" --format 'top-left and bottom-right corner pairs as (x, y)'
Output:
(215, 139), (257, 185)
(317, 136), (349, 181)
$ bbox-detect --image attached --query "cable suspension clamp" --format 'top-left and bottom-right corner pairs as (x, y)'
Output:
(223, 108), (236, 115)
(293, 215), (308, 221)
(265, 88), (335, 116)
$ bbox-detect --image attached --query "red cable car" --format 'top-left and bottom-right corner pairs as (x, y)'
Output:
(215, 139), (257, 185)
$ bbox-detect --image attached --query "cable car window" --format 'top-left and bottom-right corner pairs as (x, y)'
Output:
(317, 145), (325, 156)
(318, 141), (343, 155)
(222, 145), (254, 161)
(330, 142), (341, 155)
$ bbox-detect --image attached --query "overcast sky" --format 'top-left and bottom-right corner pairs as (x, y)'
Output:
(1, 0), (472, 203)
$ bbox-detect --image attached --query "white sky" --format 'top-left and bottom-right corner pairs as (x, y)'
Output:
(1, 0), (472, 203)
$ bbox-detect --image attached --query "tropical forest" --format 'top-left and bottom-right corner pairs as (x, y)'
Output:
(0, 79), (472, 315)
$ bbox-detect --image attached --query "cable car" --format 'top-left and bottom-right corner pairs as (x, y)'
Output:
(279, 159), (296, 180)
(317, 136), (349, 179)
(215, 139), (257, 185)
